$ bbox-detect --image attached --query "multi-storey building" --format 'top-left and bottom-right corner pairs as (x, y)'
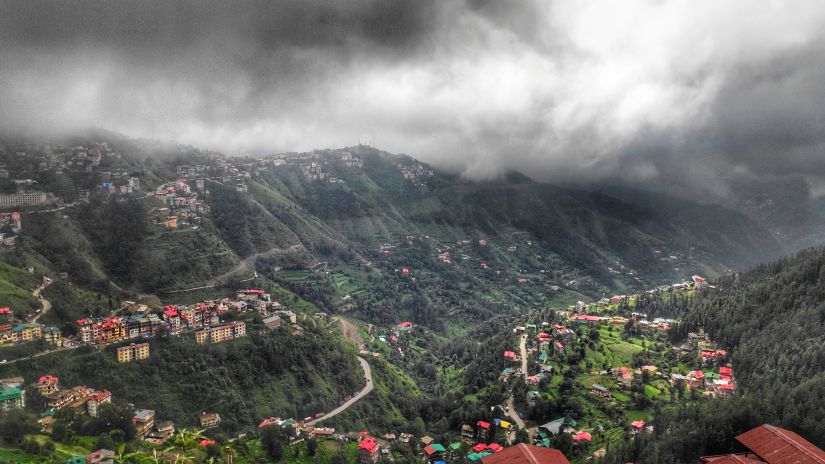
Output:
(12, 323), (42, 342)
(0, 322), (12, 342)
(36, 375), (59, 396)
(47, 390), (76, 409)
(0, 191), (48, 207)
(133, 409), (155, 439)
(43, 326), (62, 346)
(162, 306), (181, 333)
(86, 390), (111, 417)
(195, 321), (246, 345)
(78, 316), (161, 345)
(199, 412), (221, 429)
(0, 387), (25, 411)
(116, 343), (150, 362)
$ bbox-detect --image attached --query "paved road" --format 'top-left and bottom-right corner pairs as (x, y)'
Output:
(506, 395), (526, 429)
(308, 356), (372, 425)
(506, 333), (535, 441)
(2, 346), (76, 365)
(29, 277), (53, 323)
(519, 334), (528, 380)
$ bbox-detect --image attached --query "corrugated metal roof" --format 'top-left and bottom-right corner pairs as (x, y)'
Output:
(700, 453), (766, 463)
(481, 444), (570, 464)
(737, 424), (825, 464)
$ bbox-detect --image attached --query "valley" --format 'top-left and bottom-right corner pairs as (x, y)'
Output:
(0, 135), (818, 463)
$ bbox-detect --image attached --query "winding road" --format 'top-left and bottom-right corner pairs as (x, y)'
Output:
(306, 317), (373, 425)
(308, 356), (372, 425)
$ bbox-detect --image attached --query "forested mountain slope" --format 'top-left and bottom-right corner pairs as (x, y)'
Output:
(605, 247), (825, 463)
(250, 147), (786, 293)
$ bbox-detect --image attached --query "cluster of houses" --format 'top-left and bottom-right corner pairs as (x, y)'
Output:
(0, 139), (143, 205)
(567, 311), (674, 333)
(376, 321), (413, 357)
(30, 374), (113, 428)
(0, 141), (109, 176)
(668, 365), (736, 397)
(253, 415), (543, 464)
(74, 289), (299, 350)
(153, 179), (210, 228)
(672, 329), (729, 363)
(99, 176), (141, 195)
(28, 374), (187, 449)
(0, 211), (21, 247)
(285, 150), (362, 183)
(398, 162), (434, 187)
(0, 307), (62, 346)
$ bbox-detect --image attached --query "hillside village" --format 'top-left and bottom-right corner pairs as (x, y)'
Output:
(0, 262), (740, 464)
(0, 135), (810, 464)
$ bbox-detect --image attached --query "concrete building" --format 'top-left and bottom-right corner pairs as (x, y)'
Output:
(0, 387), (25, 411)
(199, 412), (221, 429)
(116, 343), (150, 362)
(0, 191), (47, 207)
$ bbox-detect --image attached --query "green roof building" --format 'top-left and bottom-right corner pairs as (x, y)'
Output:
(0, 387), (24, 411)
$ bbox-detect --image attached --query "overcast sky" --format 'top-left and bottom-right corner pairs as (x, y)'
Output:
(2, 0), (825, 198)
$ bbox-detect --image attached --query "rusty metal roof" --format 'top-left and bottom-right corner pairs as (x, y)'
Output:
(736, 425), (825, 464)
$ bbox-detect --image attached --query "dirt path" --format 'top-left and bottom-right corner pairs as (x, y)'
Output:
(29, 277), (53, 323)
(334, 316), (366, 351)
(207, 244), (305, 286)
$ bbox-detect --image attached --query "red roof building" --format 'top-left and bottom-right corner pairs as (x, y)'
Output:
(700, 455), (766, 463)
(258, 417), (277, 428)
(631, 420), (646, 431)
(573, 431), (592, 442)
(701, 424), (825, 464)
(477, 420), (491, 429)
(358, 436), (380, 462)
(488, 443), (504, 453)
(38, 374), (58, 384)
(481, 444), (570, 464)
(358, 439), (378, 453)
(504, 351), (516, 361)
(736, 424), (825, 463)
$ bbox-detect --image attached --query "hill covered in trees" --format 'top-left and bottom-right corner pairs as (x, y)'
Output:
(600, 247), (825, 463)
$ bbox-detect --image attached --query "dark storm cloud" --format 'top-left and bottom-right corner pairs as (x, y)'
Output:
(2, 0), (825, 200)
